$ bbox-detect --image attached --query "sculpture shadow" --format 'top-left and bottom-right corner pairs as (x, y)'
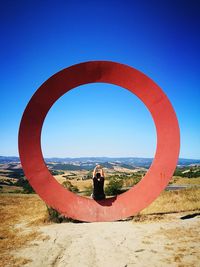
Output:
(94, 196), (117, 206)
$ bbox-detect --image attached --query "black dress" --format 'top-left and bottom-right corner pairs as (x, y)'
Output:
(92, 176), (105, 200)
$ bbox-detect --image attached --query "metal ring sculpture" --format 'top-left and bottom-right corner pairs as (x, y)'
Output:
(19, 61), (180, 222)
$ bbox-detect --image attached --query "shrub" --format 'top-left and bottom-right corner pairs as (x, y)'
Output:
(123, 176), (142, 187)
(46, 206), (81, 223)
(46, 206), (62, 223)
(105, 177), (123, 196)
(15, 177), (35, 193)
(86, 170), (93, 179)
(132, 176), (142, 185)
(173, 167), (200, 178)
(50, 170), (65, 176)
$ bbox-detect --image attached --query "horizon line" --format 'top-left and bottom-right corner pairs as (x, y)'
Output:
(1, 155), (200, 161)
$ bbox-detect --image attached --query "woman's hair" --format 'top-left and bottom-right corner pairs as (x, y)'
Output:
(96, 172), (101, 178)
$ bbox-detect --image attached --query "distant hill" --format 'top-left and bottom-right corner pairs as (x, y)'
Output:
(0, 156), (200, 168)
(0, 156), (19, 163)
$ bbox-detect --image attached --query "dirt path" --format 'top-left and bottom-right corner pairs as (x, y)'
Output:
(14, 213), (200, 267)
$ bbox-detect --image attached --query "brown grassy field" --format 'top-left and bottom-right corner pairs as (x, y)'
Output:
(56, 174), (200, 192)
(0, 186), (200, 266)
(170, 176), (200, 185)
(141, 187), (200, 215)
(0, 194), (48, 267)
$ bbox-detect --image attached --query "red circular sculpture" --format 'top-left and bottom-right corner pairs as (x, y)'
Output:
(18, 61), (180, 222)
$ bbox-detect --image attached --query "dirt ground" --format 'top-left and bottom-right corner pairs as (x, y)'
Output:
(13, 212), (200, 267)
(1, 188), (200, 267)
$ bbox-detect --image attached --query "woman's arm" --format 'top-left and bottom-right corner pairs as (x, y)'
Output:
(100, 168), (104, 177)
(93, 166), (98, 178)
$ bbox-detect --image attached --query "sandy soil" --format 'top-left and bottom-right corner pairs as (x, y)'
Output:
(14, 212), (200, 267)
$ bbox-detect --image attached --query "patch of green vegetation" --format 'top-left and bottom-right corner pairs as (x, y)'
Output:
(87, 170), (93, 179)
(174, 166), (200, 178)
(62, 173), (78, 180)
(15, 178), (35, 193)
(53, 164), (82, 170)
(2, 169), (24, 179)
(104, 173), (143, 195)
(105, 177), (123, 196)
(120, 163), (135, 170)
(46, 206), (81, 223)
(100, 162), (114, 169)
(0, 180), (13, 186)
(9, 189), (23, 194)
(46, 206), (63, 223)
(50, 170), (65, 175)
(131, 176), (142, 185)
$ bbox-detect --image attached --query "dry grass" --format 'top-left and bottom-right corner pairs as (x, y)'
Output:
(69, 179), (93, 191)
(57, 175), (200, 194)
(64, 178), (109, 192)
(1, 186), (200, 266)
(0, 194), (48, 267)
(0, 185), (24, 193)
(141, 187), (200, 215)
(170, 176), (200, 185)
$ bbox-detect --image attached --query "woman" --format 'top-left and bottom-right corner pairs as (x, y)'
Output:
(91, 165), (106, 201)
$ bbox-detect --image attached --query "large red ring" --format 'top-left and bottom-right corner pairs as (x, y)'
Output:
(19, 61), (180, 222)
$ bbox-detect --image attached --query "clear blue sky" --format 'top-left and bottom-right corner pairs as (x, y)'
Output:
(1, 0), (200, 159)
